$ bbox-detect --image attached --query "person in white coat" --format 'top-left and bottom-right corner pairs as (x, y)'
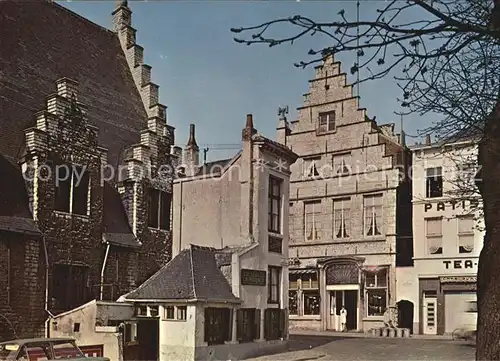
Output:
(340, 306), (347, 332)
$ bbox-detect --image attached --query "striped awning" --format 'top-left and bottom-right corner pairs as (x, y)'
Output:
(289, 268), (318, 275)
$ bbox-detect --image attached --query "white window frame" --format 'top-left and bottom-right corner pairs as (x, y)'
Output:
(333, 198), (350, 239)
(332, 153), (351, 175)
(302, 156), (321, 178)
(425, 217), (443, 255)
(363, 194), (383, 237)
(304, 200), (321, 241)
(318, 111), (336, 133)
(457, 215), (475, 254)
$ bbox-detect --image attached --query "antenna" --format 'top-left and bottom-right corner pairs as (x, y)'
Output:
(203, 147), (209, 165)
(356, 0), (360, 97)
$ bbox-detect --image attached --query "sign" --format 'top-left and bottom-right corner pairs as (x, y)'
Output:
(241, 269), (266, 286)
(424, 199), (479, 212)
(443, 259), (478, 269)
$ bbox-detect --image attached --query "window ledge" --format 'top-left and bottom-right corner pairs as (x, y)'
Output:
(54, 210), (90, 221)
(268, 232), (283, 239)
(363, 316), (385, 321)
(148, 227), (171, 233)
(316, 129), (337, 136)
(289, 315), (320, 321)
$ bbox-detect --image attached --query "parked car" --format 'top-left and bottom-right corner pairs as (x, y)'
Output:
(0, 338), (109, 361)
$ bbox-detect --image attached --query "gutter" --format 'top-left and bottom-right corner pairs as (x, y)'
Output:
(100, 242), (111, 301)
(42, 235), (53, 338)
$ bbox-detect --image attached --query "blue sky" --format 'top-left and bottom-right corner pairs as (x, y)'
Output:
(60, 0), (433, 161)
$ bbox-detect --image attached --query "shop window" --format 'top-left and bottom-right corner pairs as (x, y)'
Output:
(148, 189), (171, 230)
(304, 200), (322, 241)
(236, 308), (261, 342)
(364, 194), (383, 236)
(268, 266), (281, 304)
(303, 291), (320, 315)
(333, 198), (350, 239)
(204, 307), (232, 345)
(426, 217), (443, 254)
(289, 291), (298, 315)
(365, 268), (388, 317)
(458, 216), (474, 253)
(426, 167), (443, 198)
(264, 308), (285, 341)
(288, 272), (320, 316)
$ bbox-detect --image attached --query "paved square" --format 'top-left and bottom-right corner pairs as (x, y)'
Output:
(247, 336), (475, 361)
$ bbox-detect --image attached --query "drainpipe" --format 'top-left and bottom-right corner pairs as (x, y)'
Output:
(100, 242), (111, 301)
(42, 235), (52, 338)
(178, 180), (183, 255)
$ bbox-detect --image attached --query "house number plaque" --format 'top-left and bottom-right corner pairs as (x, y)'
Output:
(241, 269), (267, 286)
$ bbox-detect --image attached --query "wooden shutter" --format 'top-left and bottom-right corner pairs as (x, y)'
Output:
(279, 309), (286, 338)
(263, 309), (270, 340)
(236, 309), (244, 341)
(226, 308), (233, 342)
(254, 309), (261, 340)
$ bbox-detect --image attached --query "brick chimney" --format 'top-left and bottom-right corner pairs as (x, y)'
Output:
(183, 124), (199, 176)
(425, 134), (431, 146)
(242, 114), (257, 142)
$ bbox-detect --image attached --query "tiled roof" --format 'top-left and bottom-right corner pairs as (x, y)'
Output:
(0, 154), (41, 236)
(125, 245), (240, 303)
(102, 182), (141, 248)
(0, 0), (147, 168)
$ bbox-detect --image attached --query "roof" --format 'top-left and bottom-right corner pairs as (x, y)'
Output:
(0, 337), (75, 345)
(102, 182), (141, 248)
(0, 0), (147, 168)
(124, 245), (240, 303)
(438, 125), (483, 145)
(195, 158), (234, 176)
(0, 154), (41, 236)
(252, 134), (299, 163)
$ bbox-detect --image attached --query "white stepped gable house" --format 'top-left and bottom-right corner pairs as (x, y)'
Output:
(396, 130), (483, 335)
(276, 55), (413, 332)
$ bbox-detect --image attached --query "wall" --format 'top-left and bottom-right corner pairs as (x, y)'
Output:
(158, 304), (196, 361)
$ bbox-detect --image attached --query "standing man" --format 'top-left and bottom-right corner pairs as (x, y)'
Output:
(340, 306), (347, 332)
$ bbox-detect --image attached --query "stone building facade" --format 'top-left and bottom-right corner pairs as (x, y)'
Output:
(0, 0), (173, 341)
(396, 133), (482, 335)
(277, 55), (412, 332)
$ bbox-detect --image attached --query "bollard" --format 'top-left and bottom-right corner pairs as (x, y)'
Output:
(402, 328), (410, 338)
(382, 328), (389, 337)
(396, 328), (403, 338)
(388, 328), (396, 337)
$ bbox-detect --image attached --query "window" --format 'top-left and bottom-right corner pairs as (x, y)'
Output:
(304, 201), (322, 241)
(268, 176), (282, 233)
(236, 308), (261, 342)
(363, 194), (383, 236)
(333, 153), (351, 175)
(365, 268), (388, 316)
(52, 264), (89, 311)
(148, 189), (171, 230)
(164, 306), (175, 320)
(458, 216), (475, 253)
(268, 266), (281, 304)
(177, 306), (187, 320)
(54, 164), (90, 215)
(17, 343), (52, 360)
(333, 198), (350, 239)
(204, 307), (232, 345)
(268, 236), (282, 254)
(288, 272), (319, 316)
(318, 111), (335, 133)
(456, 162), (477, 187)
(426, 217), (443, 254)
(264, 308), (286, 340)
(303, 157), (320, 178)
(426, 167), (443, 198)
(53, 341), (85, 359)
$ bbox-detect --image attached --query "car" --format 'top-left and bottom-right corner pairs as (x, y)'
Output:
(0, 338), (110, 361)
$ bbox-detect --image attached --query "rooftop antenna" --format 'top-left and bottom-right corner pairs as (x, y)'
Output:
(203, 147), (209, 165)
(356, 0), (360, 97)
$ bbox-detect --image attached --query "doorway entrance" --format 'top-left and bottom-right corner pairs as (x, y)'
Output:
(329, 289), (358, 331)
(423, 296), (437, 335)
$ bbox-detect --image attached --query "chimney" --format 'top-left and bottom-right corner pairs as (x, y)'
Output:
(183, 124), (199, 176)
(276, 106), (291, 146)
(425, 134), (431, 146)
(242, 114), (257, 141)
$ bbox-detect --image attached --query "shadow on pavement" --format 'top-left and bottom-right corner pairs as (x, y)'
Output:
(287, 334), (349, 352)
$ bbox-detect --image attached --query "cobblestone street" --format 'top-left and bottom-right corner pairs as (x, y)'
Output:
(247, 335), (475, 361)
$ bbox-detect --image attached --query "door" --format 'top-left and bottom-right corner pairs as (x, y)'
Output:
(136, 319), (159, 361)
(344, 290), (358, 331)
(423, 298), (437, 335)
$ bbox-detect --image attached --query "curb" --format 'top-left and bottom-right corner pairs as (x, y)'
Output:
(289, 330), (455, 341)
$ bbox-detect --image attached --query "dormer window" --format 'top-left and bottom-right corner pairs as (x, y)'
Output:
(318, 111), (335, 133)
(148, 188), (171, 230)
(54, 165), (90, 216)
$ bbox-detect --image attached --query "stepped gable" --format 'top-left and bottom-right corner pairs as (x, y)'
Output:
(0, 0), (147, 168)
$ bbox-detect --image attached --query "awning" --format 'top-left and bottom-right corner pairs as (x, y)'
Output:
(362, 265), (388, 273)
(289, 268), (318, 275)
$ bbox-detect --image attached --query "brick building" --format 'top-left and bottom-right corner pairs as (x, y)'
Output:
(277, 55), (412, 332)
(0, 0), (174, 340)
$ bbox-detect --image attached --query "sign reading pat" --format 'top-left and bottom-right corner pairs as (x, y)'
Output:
(241, 269), (267, 286)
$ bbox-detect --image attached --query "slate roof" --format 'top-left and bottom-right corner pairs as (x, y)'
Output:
(0, 0), (147, 168)
(125, 245), (240, 303)
(0, 154), (41, 237)
(102, 182), (141, 248)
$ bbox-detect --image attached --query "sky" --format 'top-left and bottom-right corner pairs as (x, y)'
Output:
(59, 0), (434, 161)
